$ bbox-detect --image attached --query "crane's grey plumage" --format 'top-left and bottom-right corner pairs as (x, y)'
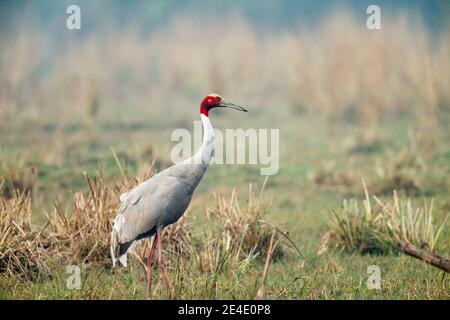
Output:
(111, 115), (213, 267)
(110, 94), (246, 268)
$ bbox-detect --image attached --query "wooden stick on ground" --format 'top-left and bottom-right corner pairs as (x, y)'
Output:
(398, 241), (450, 273)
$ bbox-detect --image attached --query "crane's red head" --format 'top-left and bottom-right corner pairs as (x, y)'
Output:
(200, 93), (247, 116)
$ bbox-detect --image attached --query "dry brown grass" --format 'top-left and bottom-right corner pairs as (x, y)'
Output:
(0, 181), (51, 280)
(47, 173), (119, 265)
(44, 156), (155, 265)
(192, 179), (287, 274)
(319, 182), (448, 256)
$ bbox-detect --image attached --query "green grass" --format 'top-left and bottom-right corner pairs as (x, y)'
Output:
(1, 251), (448, 299)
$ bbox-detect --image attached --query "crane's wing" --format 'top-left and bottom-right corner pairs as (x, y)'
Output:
(111, 172), (192, 267)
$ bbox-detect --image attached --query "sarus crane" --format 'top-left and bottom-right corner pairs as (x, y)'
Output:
(110, 94), (247, 297)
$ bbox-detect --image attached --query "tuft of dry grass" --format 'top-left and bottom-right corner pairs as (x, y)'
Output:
(373, 195), (447, 254)
(0, 182), (51, 280)
(47, 173), (119, 265)
(193, 179), (286, 274)
(319, 182), (448, 256)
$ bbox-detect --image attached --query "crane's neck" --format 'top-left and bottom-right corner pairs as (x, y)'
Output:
(193, 114), (215, 165)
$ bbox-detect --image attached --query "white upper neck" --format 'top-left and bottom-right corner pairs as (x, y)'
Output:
(192, 114), (215, 165)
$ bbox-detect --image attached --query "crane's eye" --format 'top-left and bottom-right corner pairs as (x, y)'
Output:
(208, 99), (212, 104)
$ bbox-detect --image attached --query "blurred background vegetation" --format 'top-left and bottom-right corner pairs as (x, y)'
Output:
(1, 0), (449, 120)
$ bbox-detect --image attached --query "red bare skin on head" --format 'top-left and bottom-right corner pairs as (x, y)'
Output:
(200, 95), (221, 116)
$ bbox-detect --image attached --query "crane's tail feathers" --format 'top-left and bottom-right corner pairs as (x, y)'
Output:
(111, 227), (134, 268)
(111, 213), (135, 268)
(118, 241), (135, 267)
(110, 227), (119, 268)
(119, 254), (127, 267)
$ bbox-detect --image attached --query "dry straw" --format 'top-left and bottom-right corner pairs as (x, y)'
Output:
(319, 181), (449, 272)
(0, 181), (51, 280)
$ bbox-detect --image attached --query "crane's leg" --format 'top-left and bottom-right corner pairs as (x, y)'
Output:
(146, 234), (158, 299)
(156, 229), (170, 290)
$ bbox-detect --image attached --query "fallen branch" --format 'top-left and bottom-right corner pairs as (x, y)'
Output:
(398, 241), (450, 273)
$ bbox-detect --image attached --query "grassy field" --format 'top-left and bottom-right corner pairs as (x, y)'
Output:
(0, 11), (449, 299)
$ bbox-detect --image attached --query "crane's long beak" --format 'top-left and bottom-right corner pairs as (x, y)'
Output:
(219, 98), (248, 112)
